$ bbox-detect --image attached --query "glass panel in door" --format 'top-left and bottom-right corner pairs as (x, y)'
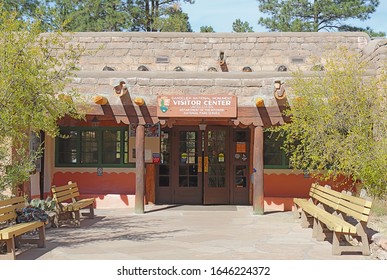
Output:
(204, 127), (230, 204)
(173, 129), (203, 204)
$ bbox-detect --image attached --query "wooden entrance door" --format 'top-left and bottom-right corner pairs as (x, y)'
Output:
(172, 127), (203, 204)
(203, 126), (230, 204)
(156, 126), (249, 205)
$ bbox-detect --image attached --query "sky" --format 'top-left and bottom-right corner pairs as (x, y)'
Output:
(181, 0), (387, 35)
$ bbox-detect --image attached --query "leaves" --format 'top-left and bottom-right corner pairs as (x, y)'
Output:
(232, 19), (254, 32)
(275, 47), (387, 197)
(0, 7), (84, 191)
(257, 0), (382, 33)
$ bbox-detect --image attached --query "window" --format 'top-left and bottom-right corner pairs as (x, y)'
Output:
(56, 127), (129, 167)
(263, 131), (289, 169)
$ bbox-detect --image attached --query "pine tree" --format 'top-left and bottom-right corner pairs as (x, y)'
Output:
(257, 0), (382, 34)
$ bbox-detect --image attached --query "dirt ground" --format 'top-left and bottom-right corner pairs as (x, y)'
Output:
(368, 215), (387, 236)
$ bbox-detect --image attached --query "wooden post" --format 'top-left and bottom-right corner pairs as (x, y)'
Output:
(145, 164), (156, 204)
(135, 124), (145, 214)
(253, 126), (264, 215)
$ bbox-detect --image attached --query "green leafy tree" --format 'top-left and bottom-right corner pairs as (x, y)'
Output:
(232, 19), (254, 32)
(339, 25), (386, 37)
(130, 0), (194, 32)
(200, 25), (215, 33)
(43, 0), (133, 32)
(2, 1), (195, 32)
(275, 47), (387, 197)
(257, 0), (382, 33)
(1, 1), (133, 32)
(0, 7), (84, 193)
(152, 3), (192, 32)
(1, 0), (43, 20)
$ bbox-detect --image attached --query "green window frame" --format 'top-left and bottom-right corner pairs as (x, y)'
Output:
(263, 131), (290, 169)
(55, 126), (129, 167)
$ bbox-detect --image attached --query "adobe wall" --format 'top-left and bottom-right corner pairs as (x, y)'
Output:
(40, 32), (384, 210)
(63, 32), (370, 72)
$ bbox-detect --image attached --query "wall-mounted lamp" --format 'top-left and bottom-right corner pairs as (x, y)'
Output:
(199, 123), (207, 131)
(91, 116), (100, 127)
(134, 97), (145, 106)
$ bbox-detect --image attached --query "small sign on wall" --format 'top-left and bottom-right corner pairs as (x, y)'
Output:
(152, 153), (161, 164)
(97, 167), (103, 176)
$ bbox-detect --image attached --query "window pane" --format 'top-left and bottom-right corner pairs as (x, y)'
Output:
(102, 130), (121, 164)
(123, 130), (129, 164)
(58, 130), (78, 164)
(235, 166), (247, 188)
(160, 131), (170, 164)
(263, 132), (289, 167)
(57, 127), (129, 166)
(159, 176), (169, 187)
(81, 131), (98, 164)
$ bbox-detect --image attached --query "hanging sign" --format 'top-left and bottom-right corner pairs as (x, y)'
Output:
(157, 95), (237, 118)
(181, 153), (188, 163)
(218, 153), (225, 162)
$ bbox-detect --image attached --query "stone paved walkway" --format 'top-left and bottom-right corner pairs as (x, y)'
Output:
(16, 205), (373, 260)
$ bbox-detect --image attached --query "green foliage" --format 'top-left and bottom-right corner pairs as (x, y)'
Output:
(130, 0), (194, 32)
(1, 0), (43, 21)
(0, 7), (85, 191)
(274, 47), (387, 197)
(46, 0), (133, 32)
(152, 4), (192, 32)
(257, 0), (382, 33)
(232, 19), (254, 32)
(29, 197), (56, 211)
(1, 1), (195, 32)
(200, 25), (215, 33)
(338, 25), (386, 38)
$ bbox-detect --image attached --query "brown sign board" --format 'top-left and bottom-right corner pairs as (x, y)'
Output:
(157, 95), (237, 118)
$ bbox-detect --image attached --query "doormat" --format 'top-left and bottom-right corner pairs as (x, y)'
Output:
(168, 205), (237, 211)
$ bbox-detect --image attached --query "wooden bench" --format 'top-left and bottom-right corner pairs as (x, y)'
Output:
(0, 197), (46, 260)
(294, 183), (372, 255)
(51, 181), (95, 227)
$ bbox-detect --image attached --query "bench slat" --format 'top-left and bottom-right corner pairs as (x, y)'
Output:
(53, 187), (79, 196)
(0, 204), (18, 216)
(0, 221), (45, 240)
(0, 197), (24, 208)
(63, 199), (95, 211)
(294, 183), (372, 255)
(0, 197), (46, 259)
(54, 192), (81, 203)
(52, 183), (78, 192)
(0, 212), (17, 224)
(51, 182), (95, 227)
(340, 192), (373, 208)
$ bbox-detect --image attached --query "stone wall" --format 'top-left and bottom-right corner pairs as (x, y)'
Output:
(61, 32), (370, 73)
